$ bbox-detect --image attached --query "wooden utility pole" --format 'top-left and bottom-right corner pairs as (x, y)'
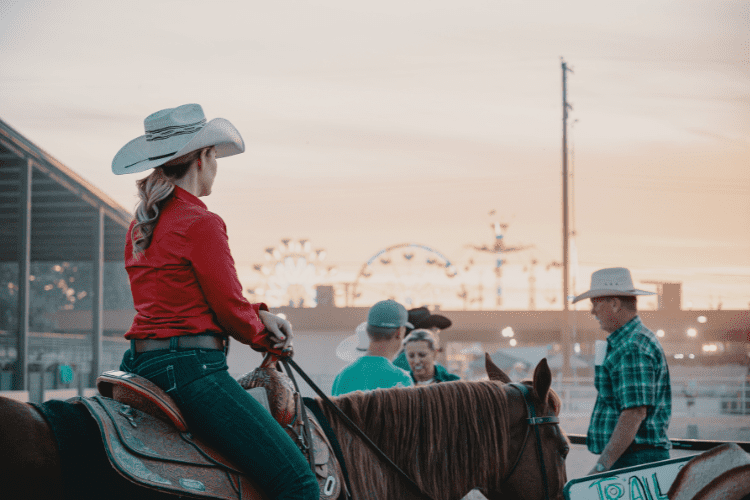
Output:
(561, 58), (573, 378)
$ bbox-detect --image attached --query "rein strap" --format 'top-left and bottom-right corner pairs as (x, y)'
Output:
(509, 383), (554, 500)
(279, 359), (316, 473)
(285, 357), (437, 500)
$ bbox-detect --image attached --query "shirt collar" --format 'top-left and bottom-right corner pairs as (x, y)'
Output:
(173, 185), (207, 210)
(607, 315), (641, 347)
(361, 356), (394, 365)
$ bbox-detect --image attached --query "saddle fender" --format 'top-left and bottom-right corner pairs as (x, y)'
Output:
(239, 358), (347, 500)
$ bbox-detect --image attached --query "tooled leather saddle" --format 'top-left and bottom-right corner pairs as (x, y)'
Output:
(76, 366), (347, 500)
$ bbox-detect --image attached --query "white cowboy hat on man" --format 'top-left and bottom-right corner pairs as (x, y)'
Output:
(112, 103), (245, 175)
(335, 322), (370, 363)
(572, 267), (655, 304)
(335, 300), (414, 362)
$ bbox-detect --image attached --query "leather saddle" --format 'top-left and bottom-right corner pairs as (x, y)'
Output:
(79, 369), (346, 500)
(78, 371), (266, 500)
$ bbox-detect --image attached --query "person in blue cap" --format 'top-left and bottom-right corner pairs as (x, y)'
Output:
(331, 300), (414, 396)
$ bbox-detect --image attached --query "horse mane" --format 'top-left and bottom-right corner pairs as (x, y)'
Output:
(322, 381), (512, 500)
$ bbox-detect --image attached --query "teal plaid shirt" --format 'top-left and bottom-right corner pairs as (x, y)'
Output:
(587, 316), (672, 454)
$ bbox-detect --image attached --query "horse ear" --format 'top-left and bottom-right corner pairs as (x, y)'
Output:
(532, 358), (552, 407)
(485, 353), (512, 383)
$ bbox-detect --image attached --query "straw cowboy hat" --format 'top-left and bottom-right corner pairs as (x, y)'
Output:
(112, 103), (245, 175)
(668, 443), (750, 500)
(572, 267), (656, 304)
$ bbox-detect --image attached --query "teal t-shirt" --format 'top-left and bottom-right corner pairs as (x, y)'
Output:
(332, 356), (413, 396)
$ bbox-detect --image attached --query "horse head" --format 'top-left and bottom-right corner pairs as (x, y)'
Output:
(484, 353), (569, 500)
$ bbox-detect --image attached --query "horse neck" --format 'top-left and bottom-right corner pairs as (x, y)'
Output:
(325, 382), (510, 500)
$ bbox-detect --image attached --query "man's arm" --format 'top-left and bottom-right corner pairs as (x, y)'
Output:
(588, 405), (647, 475)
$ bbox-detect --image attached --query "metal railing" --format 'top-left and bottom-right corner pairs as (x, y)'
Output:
(566, 433), (750, 453)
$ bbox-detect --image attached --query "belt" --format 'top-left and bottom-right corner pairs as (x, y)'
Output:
(133, 334), (226, 353)
(626, 443), (663, 453)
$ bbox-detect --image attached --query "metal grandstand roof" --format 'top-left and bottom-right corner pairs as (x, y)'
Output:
(0, 116), (135, 390)
(0, 117), (131, 262)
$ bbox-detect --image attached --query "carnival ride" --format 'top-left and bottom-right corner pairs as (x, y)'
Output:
(246, 219), (559, 310)
(350, 243), (458, 308)
(246, 239), (336, 308)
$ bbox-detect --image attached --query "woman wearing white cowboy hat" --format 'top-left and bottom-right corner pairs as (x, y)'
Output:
(113, 104), (318, 499)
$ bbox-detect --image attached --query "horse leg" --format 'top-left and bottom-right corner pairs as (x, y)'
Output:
(0, 398), (64, 500)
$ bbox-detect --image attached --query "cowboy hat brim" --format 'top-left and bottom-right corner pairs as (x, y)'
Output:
(335, 322), (369, 363)
(414, 314), (452, 330)
(407, 307), (452, 331)
(668, 443), (750, 500)
(572, 288), (656, 304)
(112, 117), (245, 175)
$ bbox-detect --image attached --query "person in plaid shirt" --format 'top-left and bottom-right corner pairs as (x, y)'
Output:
(573, 268), (672, 475)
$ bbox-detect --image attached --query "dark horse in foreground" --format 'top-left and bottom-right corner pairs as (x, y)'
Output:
(0, 356), (569, 500)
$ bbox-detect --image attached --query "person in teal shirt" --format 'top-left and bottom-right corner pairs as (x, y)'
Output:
(332, 300), (413, 396)
(402, 329), (460, 385)
(393, 307), (453, 375)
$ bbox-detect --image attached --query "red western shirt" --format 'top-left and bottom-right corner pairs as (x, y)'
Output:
(124, 186), (272, 351)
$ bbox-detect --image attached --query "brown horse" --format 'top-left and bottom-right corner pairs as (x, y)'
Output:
(0, 356), (568, 500)
(322, 355), (569, 500)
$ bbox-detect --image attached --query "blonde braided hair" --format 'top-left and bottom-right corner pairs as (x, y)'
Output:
(130, 147), (211, 259)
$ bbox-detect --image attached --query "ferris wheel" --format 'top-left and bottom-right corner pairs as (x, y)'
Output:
(351, 243), (459, 308)
(247, 238), (335, 308)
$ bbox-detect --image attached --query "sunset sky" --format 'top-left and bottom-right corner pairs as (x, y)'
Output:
(1, 0), (748, 310)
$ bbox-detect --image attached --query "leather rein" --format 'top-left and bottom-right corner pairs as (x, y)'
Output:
(283, 357), (437, 500)
(501, 382), (561, 500)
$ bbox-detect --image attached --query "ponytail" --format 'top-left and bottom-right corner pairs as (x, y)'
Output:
(131, 168), (174, 259)
(130, 147), (208, 259)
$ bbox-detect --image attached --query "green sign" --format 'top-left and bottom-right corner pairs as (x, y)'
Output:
(59, 364), (74, 384)
(564, 455), (694, 500)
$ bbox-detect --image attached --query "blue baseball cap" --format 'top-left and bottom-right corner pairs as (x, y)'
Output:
(367, 300), (413, 333)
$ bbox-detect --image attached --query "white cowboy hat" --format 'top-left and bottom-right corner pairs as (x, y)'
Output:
(112, 103), (245, 175)
(571, 267), (656, 304)
(335, 301), (414, 363)
(668, 443), (750, 500)
(335, 322), (370, 363)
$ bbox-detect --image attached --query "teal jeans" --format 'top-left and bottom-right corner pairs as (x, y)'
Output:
(120, 340), (319, 500)
(610, 447), (670, 471)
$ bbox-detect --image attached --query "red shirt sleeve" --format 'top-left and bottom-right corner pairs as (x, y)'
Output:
(186, 213), (271, 350)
